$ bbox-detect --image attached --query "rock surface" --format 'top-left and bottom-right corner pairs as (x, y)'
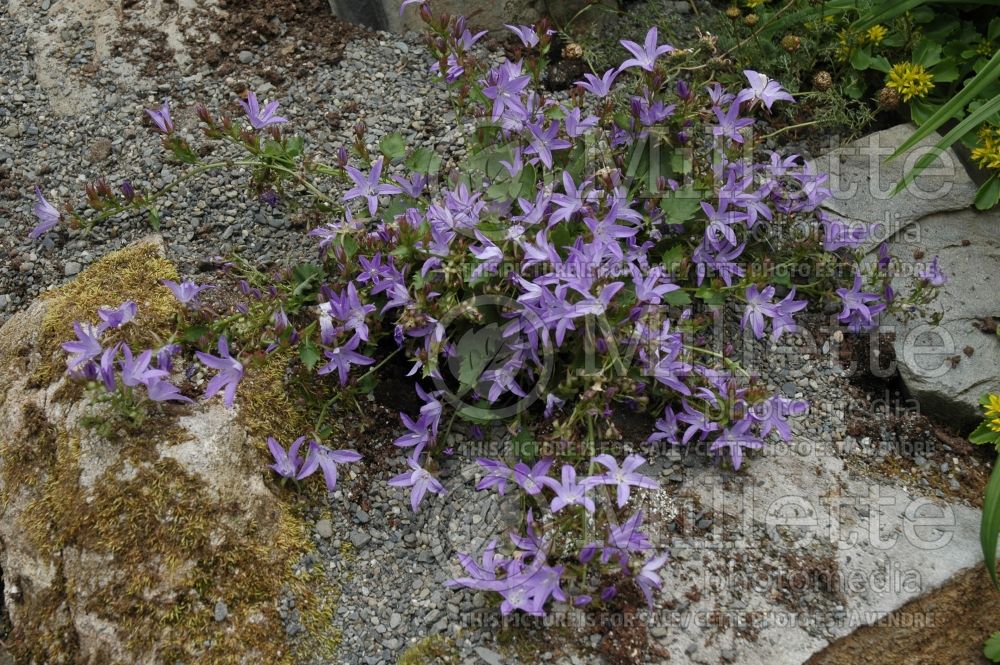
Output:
(883, 207), (1000, 429)
(812, 123), (979, 254)
(0, 239), (314, 664)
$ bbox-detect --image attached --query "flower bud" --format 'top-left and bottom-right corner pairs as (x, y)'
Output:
(562, 42), (584, 60)
(781, 34), (801, 52)
(812, 70), (833, 92)
(877, 86), (900, 109)
(744, 13), (759, 26)
(676, 79), (692, 101)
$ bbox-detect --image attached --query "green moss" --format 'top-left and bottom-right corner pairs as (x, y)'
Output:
(0, 403), (57, 506)
(398, 635), (460, 665)
(237, 349), (312, 443)
(30, 240), (182, 388)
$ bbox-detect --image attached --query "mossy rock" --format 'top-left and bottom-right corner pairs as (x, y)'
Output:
(0, 240), (337, 664)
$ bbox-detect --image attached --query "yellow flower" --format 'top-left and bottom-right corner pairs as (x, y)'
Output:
(745, 0), (768, 8)
(865, 25), (887, 45)
(977, 38), (993, 57)
(990, 416), (1000, 433)
(885, 62), (934, 102)
(971, 126), (1000, 172)
(987, 394), (1000, 419)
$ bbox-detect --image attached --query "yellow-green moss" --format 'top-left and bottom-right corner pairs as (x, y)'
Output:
(31, 240), (182, 388)
(237, 349), (312, 443)
(4, 241), (350, 663)
(0, 403), (57, 505)
(398, 635), (460, 665)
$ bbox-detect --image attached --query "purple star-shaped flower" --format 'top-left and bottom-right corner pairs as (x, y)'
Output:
(145, 99), (174, 134)
(195, 335), (244, 408)
(835, 271), (886, 332)
(162, 279), (214, 307)
(919, 255), (946, 286)
(736, 70), (795, 110)
(268, 435), (306, 479)
(476, 458), (514, 496)
(317, 335), (374, 385)
(119, 345), (169, 388)
(239, 91), (288, 129)
(709, 420), (764, 470)
(590, 454), (659, 507)
(619, 27), (674, 72)
(97, 301), (137, 331)
(512, 458), (556, 496)
(549, 465), (596, 513)
(298, 440), (363, 491)
(29, 186), (61, 239)
(505, 24), (540, 48)
(62, 321), (103, 371)
(576, 67), (620, 97)
(344, 157), (397, 217)
(388, 457), (446, 512)
(712, 103), (754, 144)
(145, 379), (193, 403)
(635, 553), (669, 610)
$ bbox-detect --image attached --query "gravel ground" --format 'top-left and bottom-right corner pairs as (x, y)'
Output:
(0, 0), (464, 322)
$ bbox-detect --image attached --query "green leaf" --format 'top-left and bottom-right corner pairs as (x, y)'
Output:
(982, 461), (1000, 590)
(976, 175), (1000, 211)
(147, 207), (161, 231)
(844, 73), (865, 100)
(286, 136), (305, 158)
(660, 188), (702, 225)
(456, 323), (503, 392)
(990, 17), (1000, 42)
(971, 421), (1000, 445)
(182, 325), (210, 343)
(984, 632), (1000, 662)
(913, 40), (942, 69)
(870, 55), (891, 74)
(510, 429), (538, 461)
(291, 261), (323, 296)
(695, 286), (726, 307)
(850, 47), (872, 71)
(909, 98), (937, 125)
(891, 92), (1000, 194)
(405, 147), (442, 174)
(664, 289), (692, 306)
(299, 338), (321, 372)
(930, 60), (960, 83)
(379, 133), (406, 160)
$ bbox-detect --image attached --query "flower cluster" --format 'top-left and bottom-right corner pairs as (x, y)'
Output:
(447, 453), (667, 613)
(63, 302), (191, 408)
(885, 62), (935, 102)
(44, 1), (941, 620)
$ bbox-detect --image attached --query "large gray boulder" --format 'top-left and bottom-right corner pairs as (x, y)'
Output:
(0, 240), (315, 664)
(812, 123), (979, 255)
(883, 208), (1000, 429)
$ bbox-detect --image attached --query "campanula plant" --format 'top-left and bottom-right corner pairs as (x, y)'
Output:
(40, 0), (943, 618)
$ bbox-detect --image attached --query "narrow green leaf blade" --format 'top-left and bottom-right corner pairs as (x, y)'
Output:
(981, 461), (1000, 590)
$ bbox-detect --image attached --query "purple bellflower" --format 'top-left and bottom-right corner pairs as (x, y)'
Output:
(162, 279), (214, 307)
(619, 27), (674, 72)
(388, 458), (446, 512)
(29, 186), (61, 239)
(145, 100), (174, 134)
(298, 440), (363, 491)
(195, 335), (244, 408)
(239, 91), (288, 129)
(590, 454), (659, 507)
